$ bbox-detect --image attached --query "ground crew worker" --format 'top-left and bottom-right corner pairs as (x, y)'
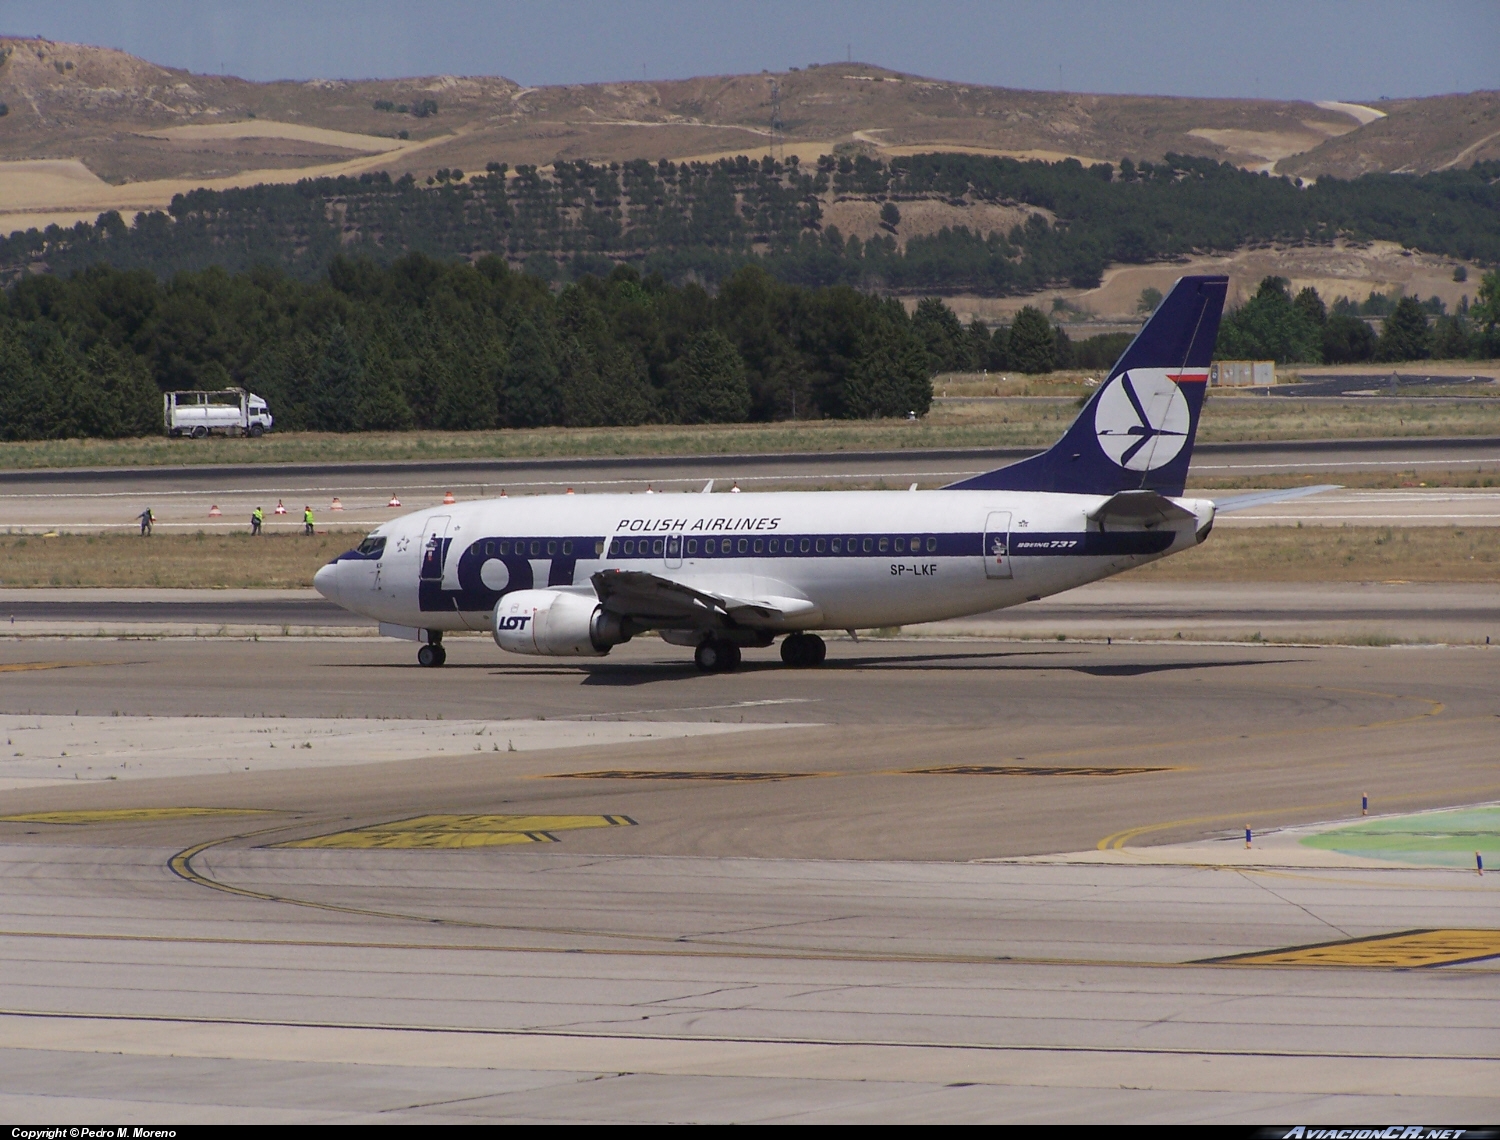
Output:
(303, 505), (315, 536)
(251, 506), (264, 535)
(138, 507), (154, 536)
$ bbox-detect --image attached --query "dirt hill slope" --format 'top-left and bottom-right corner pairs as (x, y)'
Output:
(4, 37), (1497, 185)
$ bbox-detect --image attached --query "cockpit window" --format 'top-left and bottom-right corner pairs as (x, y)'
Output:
(356, 535), (386, 557)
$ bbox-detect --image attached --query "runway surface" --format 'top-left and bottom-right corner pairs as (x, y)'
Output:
(3, 436), (1497, 533)
(0, 636), (1496, 1120)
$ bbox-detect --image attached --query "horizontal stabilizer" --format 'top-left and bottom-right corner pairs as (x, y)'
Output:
(1212, 485), (1341, 514)
(1088, 489), (1199, 529)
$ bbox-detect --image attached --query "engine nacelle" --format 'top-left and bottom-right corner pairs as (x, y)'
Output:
(492, 589), (624, 657)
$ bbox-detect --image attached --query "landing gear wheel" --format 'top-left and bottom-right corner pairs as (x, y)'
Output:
(694, 639), (741, 673)
(433, 645), (447, 667)
(417, 643), (445, 668)
(718, 640), (741, 671)
(781, 633), (826, 667)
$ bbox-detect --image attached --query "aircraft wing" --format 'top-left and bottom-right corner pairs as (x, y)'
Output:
(590, 569), (822, 630)
(1212, 484), (1340, 514)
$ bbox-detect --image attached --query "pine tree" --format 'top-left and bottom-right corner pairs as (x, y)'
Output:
(309, 323), (363, 431)
(500, 319), (561, 427)
(1007, 306), (1057, 373)
(1375, 296), (1433, 362)
(670, 330), (751, 423)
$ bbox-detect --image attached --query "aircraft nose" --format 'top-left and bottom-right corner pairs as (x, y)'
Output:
(313, 560), (341, 604)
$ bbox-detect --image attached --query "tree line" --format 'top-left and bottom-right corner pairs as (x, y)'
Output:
(4, 153), (1498, 295)
(1218, 272), (1500, 364)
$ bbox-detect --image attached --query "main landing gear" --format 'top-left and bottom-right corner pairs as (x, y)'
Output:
(694, 638), (741, 673)
(780, 632), (826, 668)
(417, 634), (447, 668)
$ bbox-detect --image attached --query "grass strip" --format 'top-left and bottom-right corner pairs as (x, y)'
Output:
(2, 397), (1499, 471)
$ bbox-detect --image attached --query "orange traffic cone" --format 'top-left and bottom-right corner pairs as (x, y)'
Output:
(388, 495), (401, 508)
(330, 497), (344, 511)
(442, 490), (456, 504)
(208, 504), (221, 517)
(273, 499), (287, 515)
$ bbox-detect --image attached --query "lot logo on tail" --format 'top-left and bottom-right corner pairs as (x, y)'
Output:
(1093, 369), (1193, 471)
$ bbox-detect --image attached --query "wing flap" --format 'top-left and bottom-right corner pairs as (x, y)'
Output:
(591, 569), (821, 630)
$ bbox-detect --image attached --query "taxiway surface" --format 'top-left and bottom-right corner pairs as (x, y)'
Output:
(0, 637), (1496, 1120)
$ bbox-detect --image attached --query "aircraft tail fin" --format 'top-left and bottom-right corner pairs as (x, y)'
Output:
(946, 274), (1228, 497)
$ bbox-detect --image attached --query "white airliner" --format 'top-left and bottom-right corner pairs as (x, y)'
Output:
(313, 276), (1329, 670)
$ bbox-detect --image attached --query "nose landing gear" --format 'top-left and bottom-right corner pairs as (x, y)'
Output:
(780, 633), (826, 667)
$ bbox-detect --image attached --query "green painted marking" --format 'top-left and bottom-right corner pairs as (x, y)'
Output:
(1301, 805), (1500, 868)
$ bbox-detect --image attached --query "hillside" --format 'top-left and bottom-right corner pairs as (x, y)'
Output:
(3, 36), (1499, 238)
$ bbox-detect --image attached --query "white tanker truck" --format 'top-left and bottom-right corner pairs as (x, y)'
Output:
(164, 388), (274, 438)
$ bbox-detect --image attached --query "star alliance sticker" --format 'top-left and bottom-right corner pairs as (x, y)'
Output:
(394, 536), (412, 553)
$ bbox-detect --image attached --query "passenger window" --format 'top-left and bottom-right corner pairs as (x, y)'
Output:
(623, 539), (634, 555)
(654, 538), (665, 556)
(796, 538), (808, 553)
(815, 538), (825, 553)
(529, 540), (540, 556)
(499, 540), (510, 555)
(547, 540), (557, 556)
(705, 539), (716, 554)
(768, 538), (778, 554)
(879, 537), (889, 553)
(687, 538), (697, 555)
(862, 537), (873, 553)
(753, 538), (763, 554)
(894, 537), (905, 553)
(926, 536), (937, 553)
(562, 540), (573, 556)
(595, 540), (605, 557)
(831, 538), (840, 554)
(737, 538), (748, 554)
(910, 536), (921, 551)
(483, 541), (494, 557)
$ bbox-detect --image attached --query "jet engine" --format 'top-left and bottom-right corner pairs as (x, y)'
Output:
(492, 589), (630, 657)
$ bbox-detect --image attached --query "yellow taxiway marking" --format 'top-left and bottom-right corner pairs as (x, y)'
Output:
(0, 661), (110, 673)
(541, 770), (829, 782)
(906, 765), (1180, 777)
(0, 808), (277, 825)
(1206, 929), (1500, 968)
(273, 814), (637, 849)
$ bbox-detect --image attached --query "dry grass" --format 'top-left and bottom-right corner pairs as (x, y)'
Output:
(1129, 526), (1500, 583)
(3, 397), (1499, 472)
(0, 532), (356, 589)
(1, 526), (1495, 589)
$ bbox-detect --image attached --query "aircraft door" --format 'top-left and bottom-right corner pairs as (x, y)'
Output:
(983, 511), (1012, 579)
(419, 515), (451, 582)
(664, 531), (683, 569)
